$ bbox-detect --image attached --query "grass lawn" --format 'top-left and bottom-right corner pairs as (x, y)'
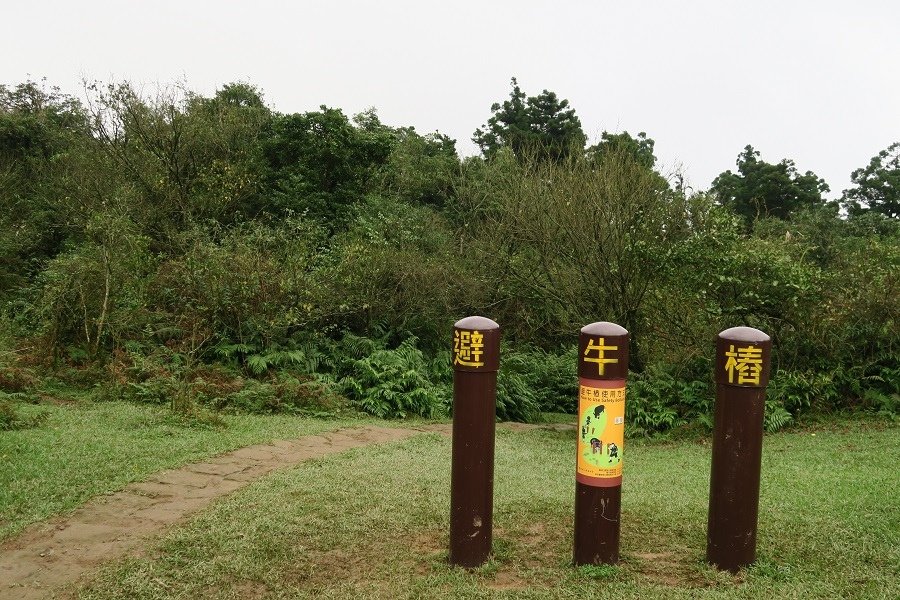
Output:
(72, 418), (899, 599)
(0, 400), (371, 541)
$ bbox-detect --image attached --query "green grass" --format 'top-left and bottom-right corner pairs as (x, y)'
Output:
(0, 400), (371, 540)
(72, 419), (900, 599)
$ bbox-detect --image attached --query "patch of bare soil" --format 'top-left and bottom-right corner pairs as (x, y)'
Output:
(0, 426), (421, 600)
(485, 570), (528, 591)
(501, 422), (575, 433)
(630, 548), (709, 587)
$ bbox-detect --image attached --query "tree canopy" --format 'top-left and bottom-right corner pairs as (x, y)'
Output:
(711, 145), (829, 222)
(841, 142), (900, 219)
(587, 131), (657, 169)
(472, 77), (585, 162)
(261, 107), (394, 225)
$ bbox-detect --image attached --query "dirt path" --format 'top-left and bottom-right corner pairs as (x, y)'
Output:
(0, 425), (450, 600)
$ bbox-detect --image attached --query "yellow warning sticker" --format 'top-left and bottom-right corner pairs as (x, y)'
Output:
(577, 385), (625, 484)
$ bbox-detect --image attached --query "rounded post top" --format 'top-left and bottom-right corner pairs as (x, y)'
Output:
(715, 326), (772, 388)
(578, 321), (629, 380)
(718, 326), (770, 344)
(455, 316), (499, 331)
(453, 316), (500, 372)
(581, 322), (628, 337)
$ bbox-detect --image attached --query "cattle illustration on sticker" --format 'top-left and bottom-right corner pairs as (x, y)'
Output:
(576, 385), (625, 483)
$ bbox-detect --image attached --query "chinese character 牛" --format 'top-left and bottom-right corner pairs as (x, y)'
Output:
(583, 337), (618, 376)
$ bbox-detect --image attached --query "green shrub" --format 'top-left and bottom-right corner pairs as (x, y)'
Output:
(122, 376), (176, 405)
(0, 361), (37, 393)
(212, 337), (333, 377)
(338, 337), (446, 418)
(862, 389), (900, 419)
(0, 392), (48, 431)
(494, 346), (576, 421)
(100, 342), (347, 417)
(495, 357), (541, 423)
(768, 370), (840, 416)
(208, 376), (345, 415)
(626, 365), (712, 435)
(457, 150), (692, 354)
(763, 398), (794, 432)
(28, 211), (156, 357)
(212, 379), (277, 413)
(319, 196), (475, 350)
(147, 218), (325, 356)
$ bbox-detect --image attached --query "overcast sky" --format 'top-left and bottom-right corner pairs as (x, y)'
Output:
(4, 1), (899, 196)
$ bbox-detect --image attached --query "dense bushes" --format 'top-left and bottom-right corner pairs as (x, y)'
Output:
(336, 336), (448, 418)
(495, 346), (577, 421)
(1, 79), (897, 432)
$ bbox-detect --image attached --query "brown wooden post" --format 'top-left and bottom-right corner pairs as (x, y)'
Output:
(449, 316), (500, 568)
(573, 321), (629, 566)
(706, 326), (772, 572)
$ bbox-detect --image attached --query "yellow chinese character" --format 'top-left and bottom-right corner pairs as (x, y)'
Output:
(583, 338), (618, 376)
(723, 344), (763, 385)
(454, 329), (485, 367)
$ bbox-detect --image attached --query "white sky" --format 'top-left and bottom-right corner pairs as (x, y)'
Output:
(3, 1), (899, 196)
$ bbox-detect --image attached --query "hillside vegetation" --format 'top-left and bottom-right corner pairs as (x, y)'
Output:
(1, 78), (897, 432)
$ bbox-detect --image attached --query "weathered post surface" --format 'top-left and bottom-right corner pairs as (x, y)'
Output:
(449, 316), (500, 568)
(706, 326), (772, 572)
(573, 321), (630, 566)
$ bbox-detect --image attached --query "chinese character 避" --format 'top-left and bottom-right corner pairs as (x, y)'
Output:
(583, 337), (618, 376)
(723, 344), (763, 385)
(454, 329), (485, 368)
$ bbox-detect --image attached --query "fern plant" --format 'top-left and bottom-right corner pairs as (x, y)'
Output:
(495, 351), (544, 422)
(763, 398), (794, 432)
(626, 365), (713, 435)
(338, 337), (446, 418)
(213, 338), (330, 376)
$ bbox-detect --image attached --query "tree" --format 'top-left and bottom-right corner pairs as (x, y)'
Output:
(181, 82), (273, 220)
(261, 107), (394, 226)
(587, 131), (657, 169)
(0, 80), (92, 293)
(586, 130), (670, 192)
(473, 77), (586, 162)
(711, 145), (829, 222)
(841, 142), (900, 219)
(85, 81), (274, 237)
(377, 127), (459, 207)
(458, 147), (694, 368)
